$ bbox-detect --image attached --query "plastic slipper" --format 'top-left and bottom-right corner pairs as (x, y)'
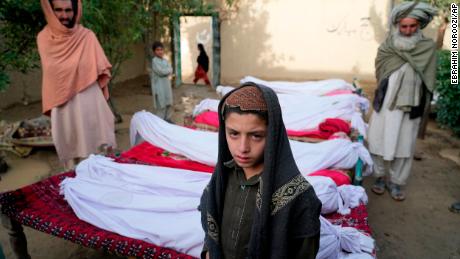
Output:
(371, 177), (386, 195)
(449, 202), (460, 214)
(387, 182), (405, 201)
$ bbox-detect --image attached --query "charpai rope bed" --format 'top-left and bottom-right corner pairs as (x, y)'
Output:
(0, 171), (193, 259)
(186, 79), (370, 184)
(0, 141), (373, 258)
(184, 114), (364, 185)
(188, 111), (360, 143)
(188, 79), (369, 144)
(0, 78), (374, 257)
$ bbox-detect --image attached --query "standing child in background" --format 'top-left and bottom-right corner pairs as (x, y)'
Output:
(193, 43), (211, 86)
(151, 41), (173, 122)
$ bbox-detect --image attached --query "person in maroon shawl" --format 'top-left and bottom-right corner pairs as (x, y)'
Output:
(193, 43), (211, 86)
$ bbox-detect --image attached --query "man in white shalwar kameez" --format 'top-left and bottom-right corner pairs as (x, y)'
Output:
(368, 2), (437, 201)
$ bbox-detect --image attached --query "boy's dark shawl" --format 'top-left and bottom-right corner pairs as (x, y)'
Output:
(199, 82), (321, 258)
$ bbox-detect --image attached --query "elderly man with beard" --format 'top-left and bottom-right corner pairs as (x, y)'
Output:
(368, 2), (437, 201)
(37, 0), (117, 171)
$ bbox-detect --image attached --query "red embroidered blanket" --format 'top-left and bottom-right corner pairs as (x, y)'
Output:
(0, 172), (194, 259)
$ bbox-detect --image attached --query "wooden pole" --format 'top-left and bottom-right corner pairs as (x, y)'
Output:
(417, 94), (431, 139)
(1, 213), (31, 259)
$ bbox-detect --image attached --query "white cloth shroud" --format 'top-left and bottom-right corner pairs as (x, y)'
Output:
(239, 76), (355, 96)
(60, 155), (210, 257)
(305, 176), (368, 215)
(193, 93), (369, 138)
(318, 216), (375, 259)
(216, 85), (369, 114)
(61, 155), (374, 258)
(130, 111), (373, 176)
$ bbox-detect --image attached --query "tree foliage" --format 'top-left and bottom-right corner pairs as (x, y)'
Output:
(419, 0), (452, 12)
(0, 0), (45, 91)
(0, 0), (226, 92)
(82, 0), (217, 81)
(419, 0), (452, 47)
(417, 1), (460, 136)
(435, 50), (460, 136)
(82, 0), (146, 83)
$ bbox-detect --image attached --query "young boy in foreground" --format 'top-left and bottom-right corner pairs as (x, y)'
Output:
(200, 83), (321, 259)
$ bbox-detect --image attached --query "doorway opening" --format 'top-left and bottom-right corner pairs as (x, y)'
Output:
(172, 14), (220, 87)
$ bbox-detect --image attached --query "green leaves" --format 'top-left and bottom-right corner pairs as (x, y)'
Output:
(0, 0), (225, 91)
(0, 71), (10, 92)
(82, 0), (147, 82)
(58, 0), (222, 91)
(436, 50), (460, 136)
(0, 0), (45, 91)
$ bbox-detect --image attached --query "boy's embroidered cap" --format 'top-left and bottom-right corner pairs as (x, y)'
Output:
(224, 85), (267, 111)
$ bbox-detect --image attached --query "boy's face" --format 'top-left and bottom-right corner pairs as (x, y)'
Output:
(154, 47), (164, 58)
(225, 112), (267, 176)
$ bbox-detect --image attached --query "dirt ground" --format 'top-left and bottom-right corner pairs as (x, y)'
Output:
(0, 76), (459, 259)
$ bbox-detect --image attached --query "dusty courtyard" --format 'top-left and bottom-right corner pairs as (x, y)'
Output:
(0, 76), (459, 259)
